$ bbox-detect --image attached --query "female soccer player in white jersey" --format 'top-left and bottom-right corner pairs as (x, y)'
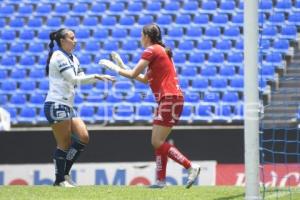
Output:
(44, 28), (114, 187)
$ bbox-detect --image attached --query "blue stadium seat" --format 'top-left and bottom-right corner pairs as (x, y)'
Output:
(180, 67), (197, 79)
(165, 39), (176, 49)
(11, 69), (26, 79)
(113, 104), (134, 123)
(18, 107), (37, 124)
(113, 81), (134, 93)
(29, 68), (45, 79)
(204, 27), (221, 40)
(19, 80), (36, 93)
(287, 13), (300, 26)
(9, 42), (26, 55)
(1, 29), (16, 41)
(3, 106), (17, 124)
(186, 27), (202, 38)
(200, 1), (217, 15)
(179, 104), (194, 124)
(54, 4), (70, 16)
(203, 92), (220, 104)
(145, 2), (162, 14)
(0, 94), (7, 105)
(135, 81), (149, 92)
(219, 66), (236, 77)
(272, 39), (290, 55)
(101, 16), (117, 26)
(227, 53), (243, 67)
(85, 93), (106, 103)
(76, 29), (90, 40)
(35, 4), (52, 17)
(138, 15), (154, 25)
(89, 3), (106, 15)
(210, 78), (228, 92)
(168, 27), (184, 38)
(163, 2), (180, 14)
(10, 93), (27, 107)
(211, 14), (229, 28)
(82, 16), (98, 27)
(0, 56), (16, 68)
(258, 0), (273, 14)
(293, 1), (300, 12)
(173, 53), (186, 64)
(38, 79), (49, 93)
(0, 80), (17, 93)
(108, 2), (125, 14)
(190, 78), (209, 92)
(129, 27), (142, 38)
(233, 104), (244, 121)
(0, 17), (5, 28)
(119, 15), (135, 26)
(85, 42), (101, 52)
(0, 69), (8, 80)
(280, 25), (297, 40)
(234, 39), (244, 52)
(94, 80), (113, 92)
(106, 94), (123, 104)
(17, 4), (33, 17)
(222, 92), (239, 105)
(262, 26), (278, 39)
(219, 0), (236, 14)
(127, 2), (143, 14)
(267, 13), (285, 26)
(223, 26), (241, 40)
(36, 109), (47, 124)
(231, 13), (243, 26)
(207, 53), (224, 66)
(0, 5), (15, 17)
(143, 94), (156, 104)
(197, 40), (213, 53)
(125, 93), (142, 104)
(95, 105), (113, 123)
(229, 77), (243, 92)
(175, 15), (192, 27)
(215, 40), (232, 53)
(112, 29), (127, 39)
(29, 93), (45, 107)
(103, 41), (119, 51)
(193, 14), (209, 27)
(264, 52), (283, 66)
(9, 18), (25, 28)
(156, 15), (172, 27)
(215, 105), (232, 123)
(72, 3), (88, 15)
(28, 43), (45, 55)
(93, 28), (109, 39)
(194, 104), (214, 123)
(184, 92), (200, 103)
(37, 29), (51, 41)
(181, 1), (199, 14)
(19, 29), (35, 40)
(122, 40), (139, 52)
(179, 78), (189, 90)
(27, 17), (43, 28)
(201, 66), (217, 77)
(189, 52), (205, 64)
(135, 104), (153, 123)
(260, 65), (275, 80)
(79, 106), (95, 123)
(178, 40), (195, 51)
(274, 0), (292, 12)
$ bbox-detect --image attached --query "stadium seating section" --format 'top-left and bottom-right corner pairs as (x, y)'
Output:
(0, 0), (299, 125)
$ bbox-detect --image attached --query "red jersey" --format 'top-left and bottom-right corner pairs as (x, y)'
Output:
(141, 44), (183, 101)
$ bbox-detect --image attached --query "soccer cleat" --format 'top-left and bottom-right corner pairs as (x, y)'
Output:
(147, 180), (166, 189)
(64, 175), (77, 187)
(53, 180), (75, 187)
(185, 165), (201, 189)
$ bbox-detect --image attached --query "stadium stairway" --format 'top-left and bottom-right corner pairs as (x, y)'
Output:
(262, 43), (300, 129)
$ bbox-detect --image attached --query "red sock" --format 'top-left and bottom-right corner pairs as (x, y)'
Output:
(155, 143), (171, 181)
(167, 145), (191, 169)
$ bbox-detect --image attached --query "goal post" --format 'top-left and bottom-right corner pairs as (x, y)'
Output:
(244, 0), (261, 199)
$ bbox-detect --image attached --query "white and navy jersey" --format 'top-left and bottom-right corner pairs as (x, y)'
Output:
(45, 49), (97, 107)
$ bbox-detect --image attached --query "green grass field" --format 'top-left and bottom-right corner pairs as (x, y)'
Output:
(0, 186), (299, 200)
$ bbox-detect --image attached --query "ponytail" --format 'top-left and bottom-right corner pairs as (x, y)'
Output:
(143, 23), (173, 58)
(45, 31), (56, 76)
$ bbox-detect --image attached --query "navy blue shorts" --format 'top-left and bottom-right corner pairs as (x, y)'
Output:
(44, 101), (77, 124)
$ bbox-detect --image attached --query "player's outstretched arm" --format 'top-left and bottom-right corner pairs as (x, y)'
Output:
(99, 59), (148, 84)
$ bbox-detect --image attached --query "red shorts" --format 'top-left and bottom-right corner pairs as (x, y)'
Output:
(153, 95), (184, 127)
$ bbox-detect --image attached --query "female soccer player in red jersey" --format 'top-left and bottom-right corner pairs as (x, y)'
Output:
(99, 24), (200, 188)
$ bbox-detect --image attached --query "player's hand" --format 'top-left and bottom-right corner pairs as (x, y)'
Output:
(111, 51), (129, 70)
(99, 59), (121, 73)
(95, 74), (116, 82)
